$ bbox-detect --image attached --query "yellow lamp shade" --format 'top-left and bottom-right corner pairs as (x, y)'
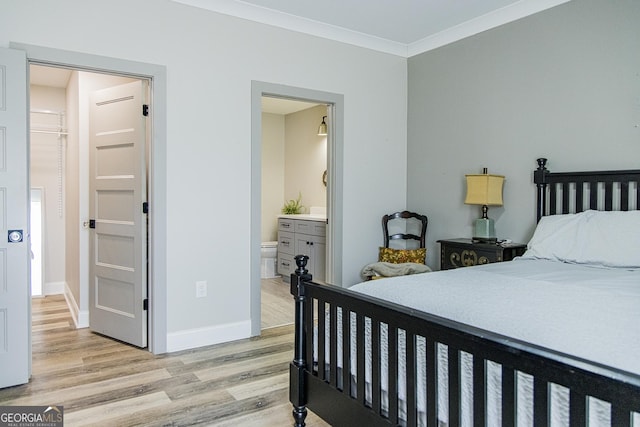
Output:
(464, 174), (505, 206)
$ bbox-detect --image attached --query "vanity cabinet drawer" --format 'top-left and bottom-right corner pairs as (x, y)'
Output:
(278, 216), (326, 282)
(278, 231), (294, 255)
(277, 254), (295, 277)
(295, 220), (326, 237)
(278, 218), (295, 232)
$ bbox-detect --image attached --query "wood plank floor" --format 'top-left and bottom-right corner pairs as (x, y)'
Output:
(261, 277), (294, 329)
(0, 295), (330, 426)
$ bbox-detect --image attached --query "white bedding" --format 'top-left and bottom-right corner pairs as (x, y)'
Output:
(325, 259), (640, 426)
(350, 258), (640, 375)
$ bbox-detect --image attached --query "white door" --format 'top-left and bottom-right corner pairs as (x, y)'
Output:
(0, 47), (30, 387)
(89, 81), (148, 347)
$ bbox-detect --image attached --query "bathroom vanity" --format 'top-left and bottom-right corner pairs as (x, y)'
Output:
(277, 215), (326, 282)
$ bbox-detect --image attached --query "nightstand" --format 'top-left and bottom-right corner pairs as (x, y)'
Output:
(438, 238), (527, 270)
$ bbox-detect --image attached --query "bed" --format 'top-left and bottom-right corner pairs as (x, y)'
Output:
(289, 158), (640, 427)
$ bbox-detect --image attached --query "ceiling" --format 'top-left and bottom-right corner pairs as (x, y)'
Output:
(261, 97), (320, 115)
(30, 1), (571, 113)
(30, 65), (72, 88)
(173, 0), (570, 57)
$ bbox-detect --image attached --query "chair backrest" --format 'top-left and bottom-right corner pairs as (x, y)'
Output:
(382, 211), (428, 249)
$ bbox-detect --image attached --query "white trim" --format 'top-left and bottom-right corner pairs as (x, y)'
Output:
(63, 282), (89, 329)
(407, 0), (572, 56)
(166, 321), (251, 353)
(172, 0), (407, 57)
(172, 0), (570, 58)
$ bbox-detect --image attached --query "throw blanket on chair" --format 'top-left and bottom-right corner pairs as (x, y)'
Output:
(361, 262), (432, 281)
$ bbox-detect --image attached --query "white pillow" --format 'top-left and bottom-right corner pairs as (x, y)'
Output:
(522, 210), (640, 268)
(522, 213), (583, 261)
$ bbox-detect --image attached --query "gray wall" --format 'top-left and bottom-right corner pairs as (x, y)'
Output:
(261, 112), (285, 243)
(407, 0), (640, 269)
(284, 105), (328, 212)
(261, 105), (327, 243)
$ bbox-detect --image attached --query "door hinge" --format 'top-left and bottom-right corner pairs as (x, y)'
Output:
(143, 299), (148, 310)
(89, 219), (96, 229)
(143, 202), (149, 214)
(142, 104), (149, 117)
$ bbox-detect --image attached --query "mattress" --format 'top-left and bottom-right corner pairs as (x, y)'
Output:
(317, 259), (640, 426)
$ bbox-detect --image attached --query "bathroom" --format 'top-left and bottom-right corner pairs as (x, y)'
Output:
(260, 99), (327, 325)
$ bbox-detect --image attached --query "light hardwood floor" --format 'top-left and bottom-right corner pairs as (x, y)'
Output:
(0, 291), (329, 426)
(261, 277), (294, 329)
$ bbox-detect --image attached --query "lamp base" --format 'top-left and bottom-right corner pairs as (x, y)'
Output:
(472, 218), (497, 242)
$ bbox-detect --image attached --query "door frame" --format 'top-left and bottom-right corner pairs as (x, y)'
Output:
(250, 81), (344, 336)
(12, 43), (168, 354)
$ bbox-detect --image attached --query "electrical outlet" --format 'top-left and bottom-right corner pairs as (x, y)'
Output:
(196, 280), (207, 298)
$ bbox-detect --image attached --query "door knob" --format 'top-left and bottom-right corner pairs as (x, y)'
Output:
(8, 230), (23, 243)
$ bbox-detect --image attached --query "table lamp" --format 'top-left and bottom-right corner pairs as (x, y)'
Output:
(465, 168), (504, 242)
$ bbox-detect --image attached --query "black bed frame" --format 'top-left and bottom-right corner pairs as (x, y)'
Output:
(289, 158), (640, 427)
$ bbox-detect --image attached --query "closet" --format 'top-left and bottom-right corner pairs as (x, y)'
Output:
(30, 106), (67, 297)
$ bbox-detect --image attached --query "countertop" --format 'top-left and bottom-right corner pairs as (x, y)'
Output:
(278, 214), (326, 222)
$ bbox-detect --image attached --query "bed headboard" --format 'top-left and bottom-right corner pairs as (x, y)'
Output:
(534, 158), (640, 222)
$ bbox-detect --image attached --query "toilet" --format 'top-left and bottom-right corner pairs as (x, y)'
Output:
(260, 241), (279, 279)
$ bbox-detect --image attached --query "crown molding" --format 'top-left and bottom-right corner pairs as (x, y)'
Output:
(407, 0), (571, 57)
(172, 0), (570, 58)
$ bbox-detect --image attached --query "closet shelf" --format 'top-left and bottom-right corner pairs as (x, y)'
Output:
(31, 128), (68, 136)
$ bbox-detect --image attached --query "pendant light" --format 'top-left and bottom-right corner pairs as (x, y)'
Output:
(317, 116), (327, 136)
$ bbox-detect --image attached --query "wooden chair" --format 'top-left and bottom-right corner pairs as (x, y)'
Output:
(361, 211), (429, 280)
(382, 210), (428, 249)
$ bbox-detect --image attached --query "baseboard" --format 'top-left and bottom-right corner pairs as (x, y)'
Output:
(63, 284), (89, 328)
(166, 320), (251, 353)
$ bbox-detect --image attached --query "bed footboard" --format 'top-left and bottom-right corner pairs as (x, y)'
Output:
(290, 255), (311, 427)
(289, 256), (640, 427)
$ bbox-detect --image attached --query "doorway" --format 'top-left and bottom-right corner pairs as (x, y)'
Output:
(0, 44), (167, 390)
(250, 81), (345, 336)
(29, 64), (149, 346)
(29, 88), (68, 298)
(260, 98), (327, 329)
